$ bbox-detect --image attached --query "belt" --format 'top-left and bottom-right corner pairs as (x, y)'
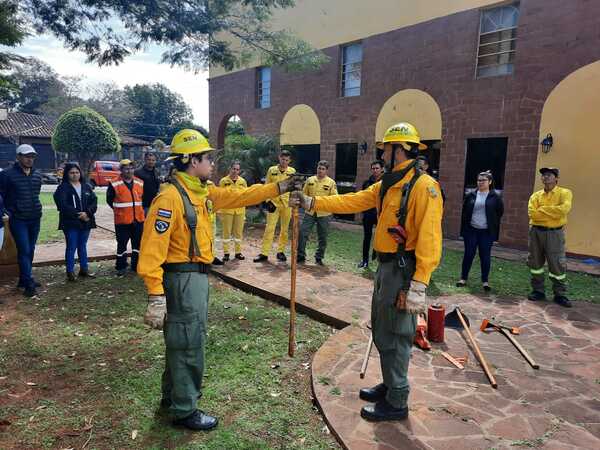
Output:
(162, 262), (210, 273)
(377, 250), (415, 263)
(532, 225), (563, 231)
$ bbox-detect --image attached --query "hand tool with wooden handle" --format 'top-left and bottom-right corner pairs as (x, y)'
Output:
(441, 351), (465, 369)
(288, 207), (299, 357)
(480, 318), (520, 335)
(359, 334), (374, 378)
(481, 319), (539, 369)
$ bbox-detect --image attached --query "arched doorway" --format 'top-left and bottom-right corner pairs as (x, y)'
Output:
(279, 104), (321, 175)
(536, 61), (600, 257)
(375, 89), (442, 177)
(216, 114), (246, 150)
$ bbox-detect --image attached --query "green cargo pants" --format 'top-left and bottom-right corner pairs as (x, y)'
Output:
(298, 213), (330, 260)
(371, 257), (417, 409)
(527, 226), (567, 296)
(161, 271), (209, 419)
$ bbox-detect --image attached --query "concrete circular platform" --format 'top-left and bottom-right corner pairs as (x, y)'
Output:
(311, 294), (600, 450)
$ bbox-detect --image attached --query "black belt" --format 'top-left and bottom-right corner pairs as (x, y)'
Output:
(532, 225), (563, 231)
(162, 262), (210, 273)
(377, 251), (415, 263)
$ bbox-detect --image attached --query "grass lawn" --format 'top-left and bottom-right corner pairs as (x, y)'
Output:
(302, 227), (600, 303)
(39, 191), (107, 206)
(0, 262), (338, 450)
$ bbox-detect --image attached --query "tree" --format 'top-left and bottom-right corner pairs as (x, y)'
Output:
(124, 83), (195, 141)
(217, 134), (279, 184)
(19, 1), (328, 72)
(2, 57), (66, 114)
(0, 0), (26, 98)
(85, 82), (135, 131)
(52, 106), (120, 177)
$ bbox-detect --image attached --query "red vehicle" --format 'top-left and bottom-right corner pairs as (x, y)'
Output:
(89, 161), (121, 187)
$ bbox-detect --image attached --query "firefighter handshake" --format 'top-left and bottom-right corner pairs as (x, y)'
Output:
(137, 129), (302, 431)
(290, 122), (443, 421)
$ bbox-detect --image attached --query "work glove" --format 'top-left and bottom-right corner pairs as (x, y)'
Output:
(289, 191), (314, 210)
(144, 295), (166, 330)
(405, 280), (428, 314)
(262, 200), (277, 213)
(277, 175), (304, 194)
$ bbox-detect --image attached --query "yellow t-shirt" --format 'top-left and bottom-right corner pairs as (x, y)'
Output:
(218, 175), (248, 215)
(528, 186), (572, 228)
(265, 165), (296, 208)
(303, 175), (337, 217)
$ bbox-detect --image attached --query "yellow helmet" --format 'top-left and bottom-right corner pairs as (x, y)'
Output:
(382, 122), (427, 150)
(166, 129), (214, 161)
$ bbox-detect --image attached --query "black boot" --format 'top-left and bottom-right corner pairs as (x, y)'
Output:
(527, 290), (546, 301)
(554, 295), (572, 308)
(212, 257), (224, 266)
(360, 399), (409, 422)
(222, 254), (230, 262)
(235, 253), (245, 260)
(315, 257), (324, 266)
(173, 410), (218, 431)
(276, 252), (287, 262)
(359, 383), (387, 402)
(67, 272), (77, 282)
(253, 254), (268, 263)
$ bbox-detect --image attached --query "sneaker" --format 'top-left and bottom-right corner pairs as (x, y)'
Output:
(23, 286), (37, 298)
(66, 272), (77, 282)
(554, 295), (572, 308)
(358, 261), (368, 269)
(234, 253), (245, 260)
(253, 254), (268, 263)
(482, 283), (491, 292)
(456, 280), (467, 287)
(78, 270), (95, 278)
(527, 291), (546, 302)
(212, 257), (224, 266)
(315, 258), (324, 266)
(222, 254), (230, 262)
(276, 252), (287, 262)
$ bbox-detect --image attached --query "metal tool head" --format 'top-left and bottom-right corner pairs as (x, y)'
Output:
(444, 307), (470, 329)
(480, 317), (520, 335)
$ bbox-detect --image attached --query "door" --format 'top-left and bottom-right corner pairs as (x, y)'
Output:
(464, 137), (508, 194)
(335, 143), (358, 221)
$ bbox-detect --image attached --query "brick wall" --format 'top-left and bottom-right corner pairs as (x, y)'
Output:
(209, 0), (600, 249)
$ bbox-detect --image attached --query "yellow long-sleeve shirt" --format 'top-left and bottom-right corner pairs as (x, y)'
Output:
(313, 160), (443, 285)
(528, 185), (573, 227)
(218, 175), (248, 215)
(266, 165), (296, 208)
(138, 174), (279, 295)
(303, 175), (337, 217)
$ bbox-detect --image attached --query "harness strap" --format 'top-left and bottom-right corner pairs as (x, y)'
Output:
(171, 178), (202, 259)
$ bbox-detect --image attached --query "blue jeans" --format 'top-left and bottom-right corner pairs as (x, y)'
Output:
(64, 228), (91, 273)
(461, 225), (494, 282)
(9, 217), (41, 288)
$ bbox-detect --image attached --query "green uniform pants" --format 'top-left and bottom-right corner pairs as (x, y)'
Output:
(372, 257), (417, 409)
(297, 213), (330, 260)
(527, 227), (567, 296)
(161, 271), (209, 419)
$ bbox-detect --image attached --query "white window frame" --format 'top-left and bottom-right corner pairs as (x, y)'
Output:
(476, 3), (520, 78)
(257, 67), (271, 109)
(341, 43), (362, 97)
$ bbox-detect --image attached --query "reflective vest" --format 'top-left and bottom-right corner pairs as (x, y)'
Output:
(111, 177), (145, 224)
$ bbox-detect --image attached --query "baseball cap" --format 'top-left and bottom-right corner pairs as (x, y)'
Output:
(539, 167), (559, 177)
(16, 144), (37, 156)
(119, 159), (133, 168)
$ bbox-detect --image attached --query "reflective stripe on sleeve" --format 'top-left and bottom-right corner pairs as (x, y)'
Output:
(113, 202), (134, 207)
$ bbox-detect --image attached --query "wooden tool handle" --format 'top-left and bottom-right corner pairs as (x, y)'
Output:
(288, 207), (299, 357)
(457, 309), (498, 388)
(501, 329), (539, 369)
(441, 352), (465, 369)
(360, 334), (374, 378)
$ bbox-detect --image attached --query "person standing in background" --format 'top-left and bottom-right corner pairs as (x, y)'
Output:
(135, 151), (162, 216)
(218, 161), (248, 261)
(358, 160), (384, 269)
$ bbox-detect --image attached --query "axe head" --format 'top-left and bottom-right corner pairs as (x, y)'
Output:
(481, 318), (521, 335)
(444, 307), (470, 330)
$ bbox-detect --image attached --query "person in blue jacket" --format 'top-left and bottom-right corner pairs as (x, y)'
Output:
(53, 162), (98, 281)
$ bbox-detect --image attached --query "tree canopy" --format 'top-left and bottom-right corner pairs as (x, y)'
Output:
(18, 0), (327, 72)
(0, 1), (26, 96)
(52, 106), (120, 175)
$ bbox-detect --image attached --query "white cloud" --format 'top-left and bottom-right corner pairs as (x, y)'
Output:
(16, 35), (209, 129)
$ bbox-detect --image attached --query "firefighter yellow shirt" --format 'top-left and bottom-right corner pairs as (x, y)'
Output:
(528, 186), (572, 228)
(266, 165), (296, 208)
(303, 175), (337, 217)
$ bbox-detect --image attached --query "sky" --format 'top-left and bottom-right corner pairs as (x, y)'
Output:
(16, 35), (210, 130)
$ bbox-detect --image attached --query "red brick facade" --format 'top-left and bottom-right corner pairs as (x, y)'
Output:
(209, 0), (600, 248)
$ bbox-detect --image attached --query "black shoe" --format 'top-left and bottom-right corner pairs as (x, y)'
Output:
(222, 254), (230, 262)
(456, 280), (467, 287)
(253, 254), (268, 263)
(297, 256), (306, 264)
(276, 252), (287, 262)
(173, 410), (218, 431)
(554, 295), (572, 308)
(315, 258), (324, 266)
(527, 291), (546, 301)
(483, 284), (491, 292)
(359, 383), (388, 402)
(212, 257), (224, 266)
(360, 399), (409, 422)
(23, 286), (37, 298)
(358, 261), (368, 269)
(67, 272), (77, 282)
(78, 270), (95, 278)
(235, 253), (245, 260)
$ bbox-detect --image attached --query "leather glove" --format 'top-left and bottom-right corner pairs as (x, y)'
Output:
(262, 200), (277, 213)
(289, 191), (314, 210)
(277, 175), (304, 194)
(405, 280), (428, 314)
(144, 295), (166, 330)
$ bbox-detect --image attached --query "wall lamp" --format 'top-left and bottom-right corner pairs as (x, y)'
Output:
(359, 141), (368, 155)
(540, 133), (553, 153)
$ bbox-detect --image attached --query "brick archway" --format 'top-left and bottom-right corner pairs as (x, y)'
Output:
(215, 114), (245, 150)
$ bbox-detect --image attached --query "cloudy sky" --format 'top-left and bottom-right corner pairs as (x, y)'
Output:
(16, 35), (210, 129)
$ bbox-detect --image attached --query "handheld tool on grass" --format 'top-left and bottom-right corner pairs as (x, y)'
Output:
(480, 319), (539, 369)
(445, 307), (498, 388)
(288, 206), (299, 357)
(359, 333), (373, 379)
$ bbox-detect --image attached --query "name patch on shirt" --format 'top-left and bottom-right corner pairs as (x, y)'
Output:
(155, 220), (170, 233)
(157, 209), (172, 219)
